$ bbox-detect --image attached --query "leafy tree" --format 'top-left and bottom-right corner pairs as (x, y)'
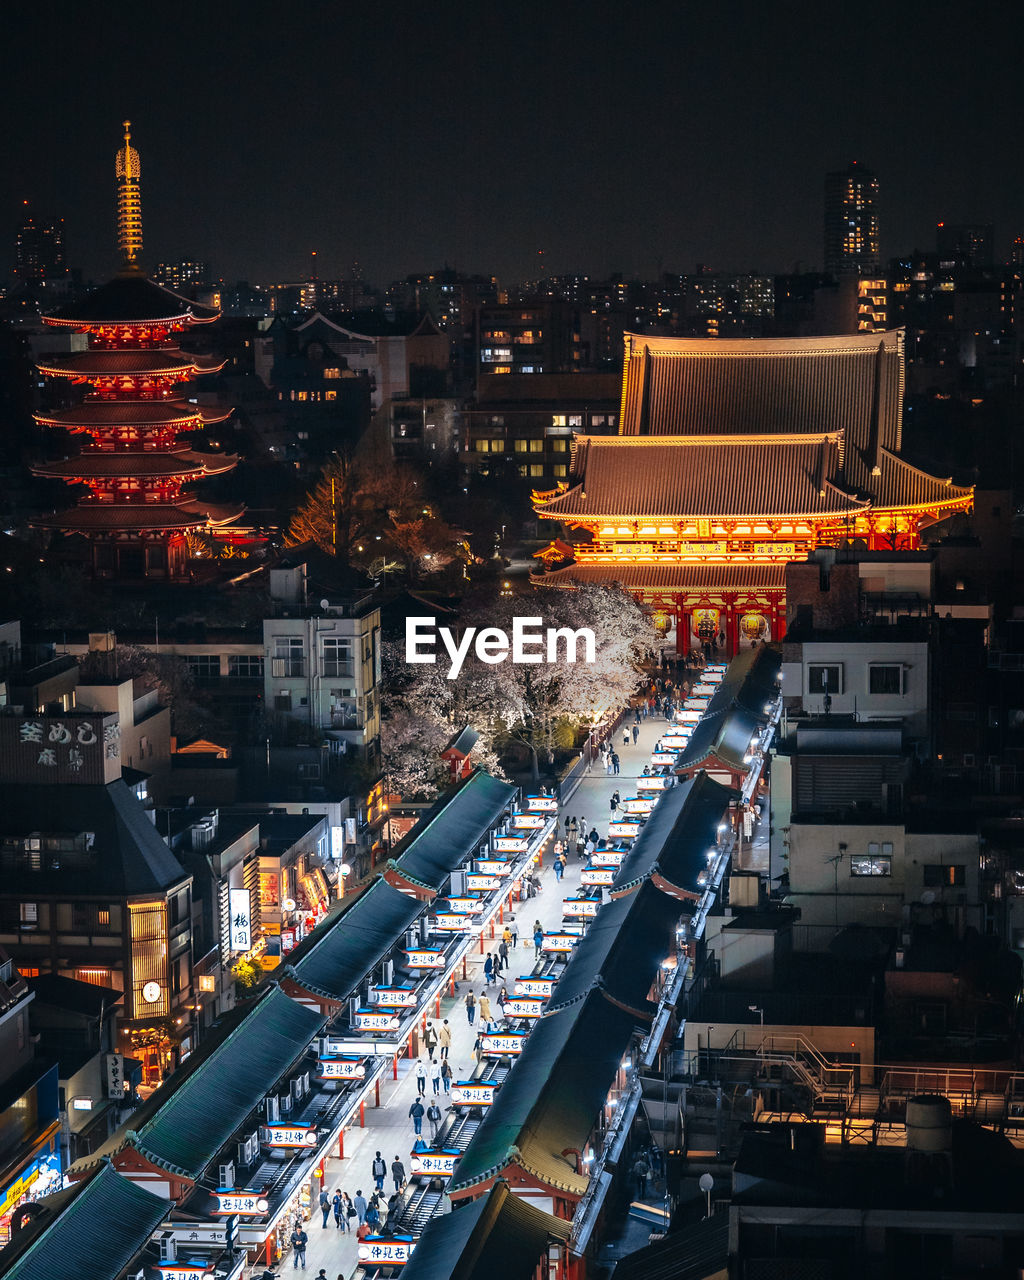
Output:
(76, 644), (210, 740)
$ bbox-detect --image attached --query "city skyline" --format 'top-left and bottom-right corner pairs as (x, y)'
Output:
(5, 1), (1023, 287)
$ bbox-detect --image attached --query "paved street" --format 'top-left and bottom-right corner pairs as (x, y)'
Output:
(290, 711), (671, 1278)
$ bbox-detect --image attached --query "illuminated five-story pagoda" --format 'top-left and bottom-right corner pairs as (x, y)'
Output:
(31, 122), (241, 580)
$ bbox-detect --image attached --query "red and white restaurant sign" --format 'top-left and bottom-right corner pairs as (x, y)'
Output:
(264, 1124), (318, 1148)
(591, 848), (626, 867)
(371, 985), (418, 1008)
(466, 873), (500, 892)
(432, 912), (473, 932)
(563, 896), (600, 919)
(475, 858), (513, 877)
(623, 796), (656, 815)
(513, 974), (556, 998)
(608, 820), (641, 838)
(640, 771), (673, 786)
(214, 1190), (269, 1215)
(405, 948), (446, 969)
(445, 896), (483, 913)
(525, 795), (558, 813)
(581, 866), (616, 887)
(541, 932), (578, 954)
(451, 1080), (498, 1106)
(354, 1008), (401, 1032)
(511, 812), (545, 830)
(155, 1266), (212, 1280)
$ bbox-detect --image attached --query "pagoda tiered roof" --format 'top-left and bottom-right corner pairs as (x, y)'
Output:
(34, 402), (232, 429)
(32, 449), (239, 480)
(42, 270), (218, 327)
(36, 350), (226, 378)
(32, 499), (243, 532)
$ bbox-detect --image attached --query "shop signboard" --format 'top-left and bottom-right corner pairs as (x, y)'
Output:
(155, 1266), (211, 1280)
(370, 986), (418, 1009)
(650, 752), (676, 765)
(502, 996), (545, 1019)
(214, 1190), (269, 1215)
(445, 896), (482, 914)
(479, 1032), (526, 1056)
(692, 683), (717, 695)
(104, 1052), (125, 1099)
(466, 873), (500, 892)
(684, 697), (711, 711)
(562, 897), (600, 919)
(513, 974), (556, 998)
(404, 948), (445, 969)
(318, 1056), (366, 1081)
(354, 1008), (401, 1033)
(0, 1142), (61, 1219)
(229, 887), (252, 952)
(541, 932), (578, 953)
(581, 866), (616, 887)
(608, 820), (641, 837)
(676, 710), (702, 723)
(623, 796), (656, 815)
(493, 835), (527, 853)
(525, 795), (558, 813)
(264, 1125), (318, 1148)
(432, 912), (472, 932)
(638, 775), (671, 791)
(591, 848), (626, 866)
(475, 858), (512, 877)
(451, 1080), (498, 1106)
(357, 1238), (414, 1266)
(409, 1148), (460, 1176)
(511, 812), (544, 830)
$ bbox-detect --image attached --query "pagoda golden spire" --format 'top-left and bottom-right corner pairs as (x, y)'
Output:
(115, 119), (143, 267)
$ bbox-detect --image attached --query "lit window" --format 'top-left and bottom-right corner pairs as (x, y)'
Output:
(807, 664), (842, 694)
(850, 854), (891, 876)
(552, 415), (567, 427)
(514, 439), (529, 453)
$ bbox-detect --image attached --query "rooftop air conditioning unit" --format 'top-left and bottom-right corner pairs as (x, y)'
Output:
(158, 1233), (177, 1262)
(279, 1092), (292, 1114)
(218, 1160), (235, 1188)
(348, 996), (360, 1025)
(382, 959), (394, 987)
(265, 1096), (280, 1124)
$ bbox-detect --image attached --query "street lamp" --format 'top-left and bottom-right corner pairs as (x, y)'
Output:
(338, 862), (352, 901)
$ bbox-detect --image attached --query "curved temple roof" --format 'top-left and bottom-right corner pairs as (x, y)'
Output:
(42, 271), (219, 327)
(36, 349), (226, 378)
(32, 450), (239, 480)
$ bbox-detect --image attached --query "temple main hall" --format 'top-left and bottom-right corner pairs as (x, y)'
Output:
(532, 330), (973, 656)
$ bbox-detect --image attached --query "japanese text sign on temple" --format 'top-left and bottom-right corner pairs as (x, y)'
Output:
(2, 712), (122, 784)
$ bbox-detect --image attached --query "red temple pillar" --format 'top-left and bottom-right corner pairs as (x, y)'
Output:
(725, 596), (739, 656)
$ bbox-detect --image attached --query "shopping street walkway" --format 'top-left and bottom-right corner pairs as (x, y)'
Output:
(286, 708), (673, 1279)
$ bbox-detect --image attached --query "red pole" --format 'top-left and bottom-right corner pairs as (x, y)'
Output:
(407, 1036), (414, 1058)
(462, 959), (467, 979)
(359, 1100), (365, 1128)
(435, 994), (441, 1019)
(498, 903), (504, 923)
(375, 1080), (381, 1106)
(265, 1237), (272, 1267)
(393, 1055), (398, 1080)
(479, 933), (485, 954)
(338, 1131), (344, 1158)
(449, 973), (456, 995)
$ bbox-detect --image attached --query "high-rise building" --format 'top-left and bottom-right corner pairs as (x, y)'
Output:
(14, 212), (66, 282)
(29, 123), (242, 581)
(153, 259), (211, 291)
(824, 162), (880, 276)
(936, 222), (993, 267)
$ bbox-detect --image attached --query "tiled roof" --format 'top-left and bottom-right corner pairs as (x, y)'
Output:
(31, 503), (220, 531)
(612, 773), (733, 897)
(283, 878), (422, 1001)
(533, 562), (788, 593)
(79, 985), (325, 1181)
(34, 401), (223, 428)
(402, 1183), (569, 1280)
(43, 272), (218, 326)
(31, 450), (238, 479)
(534, 435), (866, 520)
(674, 647), (780, 772)
(0, 1161), (172, 1280)
(37, 350), (225, 378)
(390, 770), (517, 894)
(451, 990), (639, 1196)
(620, 330), (905, 448)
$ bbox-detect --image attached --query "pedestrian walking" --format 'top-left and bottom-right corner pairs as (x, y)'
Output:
(415, 1059), (427, 1096)
(371, 1151), (386, 1192)
(496, 984), (508, 1015)
(439, 1018), (451, 1058)
(409, 1098), (425, 1134)
(332, 1190), (343, 1229)
(534, 925), (544, 956)
(319, 1189), (331, 1228)
(578, 817), (586, 837)
(623, 727), (630, 748)
(479, 992), (492, 1031)
(612, 751), (620, 775)
(605, 753), (613, 775)
(632, 1154), (650, 1198)
(553, 854), (564, 881)
(498, 939), (509, 967)
(424, 1022), (438, 1061)
(391, 1156), (406, 1194)
(465, 991), (476, 1024)
(441, 1059), (452, 1093)
(609, 792), (618, 814)
(290, 1226), (308, 1269)
(365, 1198), (380, 1231)
(632, 723), (639, 744)
(567, 831), (578, 858)
(483, 954), (494, 986)
(342, 1192), (355, 1230)
(354, 1191), (367, 1225)
(427, 1101), (442, 1142)
(509, 917), (519, 947)
(430, 1058), (441, 1095)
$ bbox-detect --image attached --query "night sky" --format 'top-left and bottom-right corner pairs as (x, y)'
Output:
(6, 0), (1023, 288)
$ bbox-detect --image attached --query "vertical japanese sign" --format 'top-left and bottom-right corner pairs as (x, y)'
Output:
(229, 888), (252, 951)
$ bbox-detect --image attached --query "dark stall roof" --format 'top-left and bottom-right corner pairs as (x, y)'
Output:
(0, 780), (189, 897)
(77, 985), (325, 1181)
(28, 973), (122, 1017)
(283, 878), (422, 1000)
(614, 773), (734, 896)
(450, 990), (639, 1198)
(402, 1183), (569, 1280)
(390, 770), (518, 893)
(547, 883), (678, 1018)
(672, 703), (761, 773)
(612, 1213), (729, 1280)
(0, 1160), (171, 1280)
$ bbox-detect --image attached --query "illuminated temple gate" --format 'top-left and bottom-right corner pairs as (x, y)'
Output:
(532, 331), (973, 655)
